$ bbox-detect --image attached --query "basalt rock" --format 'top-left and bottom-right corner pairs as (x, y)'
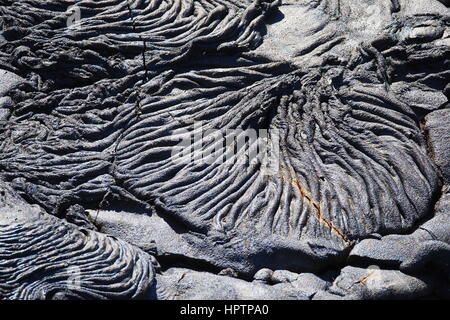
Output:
(0, 180), (156, 300)
(319, 265), (445, 300)
(0, 0), (448, 300)
(424, 109), (450, 184)
(153, 267), (310, 300)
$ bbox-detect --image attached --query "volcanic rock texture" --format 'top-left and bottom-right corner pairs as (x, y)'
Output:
(0, 0), (449, 299)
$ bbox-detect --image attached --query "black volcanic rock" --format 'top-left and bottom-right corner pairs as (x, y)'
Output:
(0, 0), (448, 300)
(425, 109), (450, 184)
(0, 180), (156, 299)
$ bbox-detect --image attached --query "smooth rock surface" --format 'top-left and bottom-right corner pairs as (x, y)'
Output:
(271, 270), (299, 284)
(325, 266), (439, 300)
(153, 268), (308, 300)
(291, 273), (330, 298)
(88, 207), (345, 276)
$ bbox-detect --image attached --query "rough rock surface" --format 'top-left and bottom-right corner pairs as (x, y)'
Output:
(349, 191), (450, 267)
(424, 109), (450, 183)
(0, 0), (448, 300)
(0, 180), (156, 299)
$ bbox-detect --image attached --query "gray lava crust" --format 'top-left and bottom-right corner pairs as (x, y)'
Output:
(0, 0), (449, 300)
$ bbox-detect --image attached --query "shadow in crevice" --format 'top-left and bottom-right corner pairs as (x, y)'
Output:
(257, 7), (286, 40)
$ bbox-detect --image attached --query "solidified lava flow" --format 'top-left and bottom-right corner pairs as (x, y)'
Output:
(0, 0), (449, 300)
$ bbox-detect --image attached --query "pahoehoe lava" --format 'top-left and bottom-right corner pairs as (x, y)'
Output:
(0, 181), (155, 299)
(0, 0), (449, 299)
